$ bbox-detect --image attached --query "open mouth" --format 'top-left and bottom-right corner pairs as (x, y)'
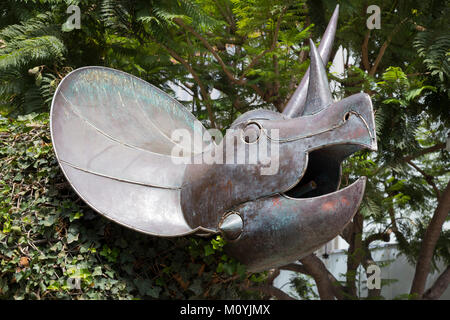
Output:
(226, 172), (368, 272)
(283, 143), (367, 199)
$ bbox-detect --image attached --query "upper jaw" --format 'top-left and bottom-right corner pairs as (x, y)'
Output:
(256, 92), (377, 200)
(258, 92), (378, 153)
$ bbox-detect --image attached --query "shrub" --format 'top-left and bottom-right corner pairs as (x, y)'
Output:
(0, 113), (264, 299)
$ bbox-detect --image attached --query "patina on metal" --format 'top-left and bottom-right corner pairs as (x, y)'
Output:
(50, 5), (378, 272)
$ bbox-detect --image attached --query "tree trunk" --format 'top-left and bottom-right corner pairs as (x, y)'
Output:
(410, 180), (450, 298)
(423, 266), (450, 300)
(299, 254), (337, 300)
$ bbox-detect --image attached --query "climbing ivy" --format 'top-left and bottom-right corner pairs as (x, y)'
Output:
(0, 113), (264, 299)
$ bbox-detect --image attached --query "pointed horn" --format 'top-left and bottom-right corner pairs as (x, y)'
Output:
(283, 5), (339, 118)
(303, 39), (332, 115)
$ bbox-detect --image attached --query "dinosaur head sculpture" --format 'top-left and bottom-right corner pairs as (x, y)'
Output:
(50, 5), (377, 272)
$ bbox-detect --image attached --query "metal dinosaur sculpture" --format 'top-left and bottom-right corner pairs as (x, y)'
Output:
(50, 6), (377, 272)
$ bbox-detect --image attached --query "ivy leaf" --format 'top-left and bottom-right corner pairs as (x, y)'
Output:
(42, 215), (57, 227)
(204, 244), (214, 256)
(69, 212), (83, 222)
(188, 279), (203, 296)
(146, 286), (161, 299)
(223, 263), (235, 276)
(134, 279), (160, 298)
(67, 232), (79, 244)
(92, 266), (102, 277)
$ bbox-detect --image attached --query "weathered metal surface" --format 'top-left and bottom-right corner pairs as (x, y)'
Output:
(304, 38), (333, 114)
(219, 213), (244, 240)
(225, 177), (367, 272)
(180, 92), (377, 232)
(51, 66), (215, 236)
(50, 5), (378, 271)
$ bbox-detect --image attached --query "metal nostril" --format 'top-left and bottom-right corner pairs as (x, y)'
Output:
(219, 212), (243, 240)
(344, 112), (351, 121)
(243, 122), (261, 143)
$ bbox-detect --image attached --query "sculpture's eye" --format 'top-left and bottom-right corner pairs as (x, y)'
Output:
(242, 122), (261, 144)
(344, 112), (351, 121)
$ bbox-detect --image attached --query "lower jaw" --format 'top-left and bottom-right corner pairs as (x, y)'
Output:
(225, 176), (367, 272)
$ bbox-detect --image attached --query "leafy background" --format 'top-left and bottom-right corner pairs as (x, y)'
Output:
(0, 114), (268, 299)
(0, 0), (449, 300)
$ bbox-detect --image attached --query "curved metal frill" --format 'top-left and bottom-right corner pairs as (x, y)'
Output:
(50, 66), (216, 236)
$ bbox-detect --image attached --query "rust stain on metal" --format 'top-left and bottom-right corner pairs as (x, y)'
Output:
(272, 197), (282, 208)
(341, 197), (350, 206)
(321, 201), (336, 212)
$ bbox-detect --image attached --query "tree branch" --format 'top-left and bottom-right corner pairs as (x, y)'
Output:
(345, 211), (364, 297)
(363, 231), (391, 247)
(362, 230), (392, 299)
(340, 221), (354, 244)
(174, 18), (243, 86)
(342, 215), (390, 299)
(423, 266), (450, 300)
(242, 268), (294, 300)
(410, 180), (450, 298)
(280, 259), (345, 300)
(280, 263), (310, 275)
(157, 41), (216, 128)
(368, 17), (408, 76)
(287, 1), (310, 95)
(211, 0), (234, 29)
(361, 253), (383, 298)
(266, 268), (280, 284)
(239, 6), (287, 80)
(174, 16), (273, 103)
(372, 143), (446, 176)
(287, 45), (308, 93)
(299, 254), (344, 300)
(273, 54), (281, 103)
(244, 284), (295, 300)
(361, 30), (371, 71)
(387, 199), (409, 248)
(407, 160), (441, 198)
(403, 143), (446, 163)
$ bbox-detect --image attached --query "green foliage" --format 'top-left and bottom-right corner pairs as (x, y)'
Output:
(0, 11), (65, 115)
(0, 114), (266, 299)
(97, 0), (313, 127)
(0, 2), (102, 116)
(312, 0), (450, 300)
(289, 274), (318, 300)
(413, 5), (450, 90)
(1, 0), (449, 300)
